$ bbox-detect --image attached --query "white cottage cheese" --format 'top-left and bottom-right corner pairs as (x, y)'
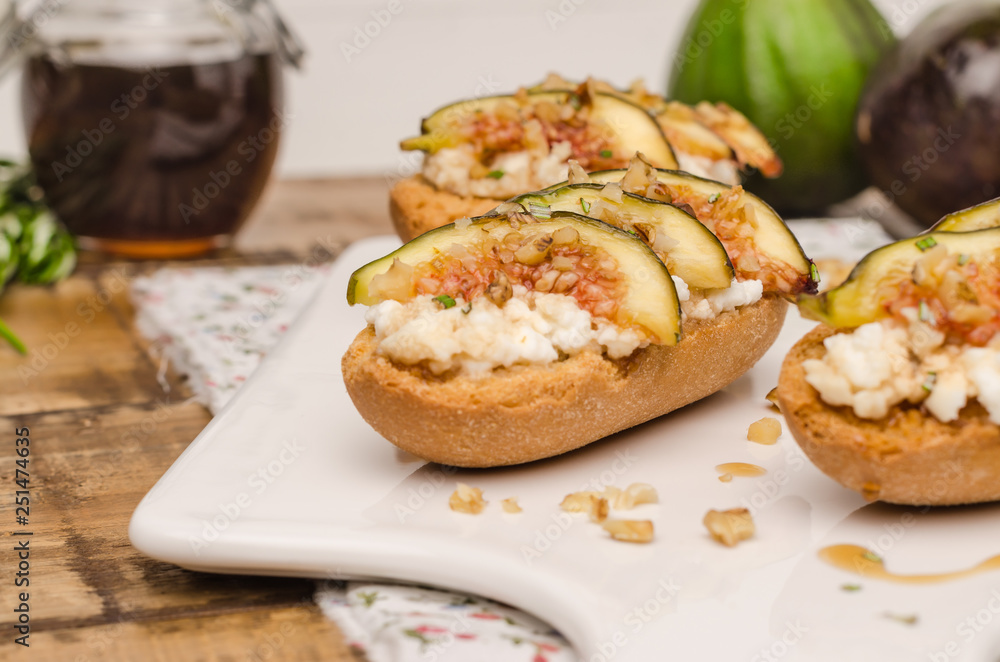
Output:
(803, 313), (1000, 423)
(672, 276), (763, 320)
(423, 142), (573, 199)
(365, 287), (647, 376)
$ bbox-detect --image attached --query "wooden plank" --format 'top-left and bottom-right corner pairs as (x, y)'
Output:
(235, 178), (395, 255)
(0, 403), (337, 631)
(2, 605), (363, 662)
(0, 275), (175, 417)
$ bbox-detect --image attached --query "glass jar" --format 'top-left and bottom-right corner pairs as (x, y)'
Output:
(2, 0), (304, 258)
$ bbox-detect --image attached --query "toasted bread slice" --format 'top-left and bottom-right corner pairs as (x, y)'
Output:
(343, 296), (787, 467)
(390, 176), (499, 242)
(777, 325), (1000, 506)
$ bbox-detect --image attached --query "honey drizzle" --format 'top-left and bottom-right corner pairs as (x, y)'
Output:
(715, 462), (767, 478)
(819, 544), (1000, 584)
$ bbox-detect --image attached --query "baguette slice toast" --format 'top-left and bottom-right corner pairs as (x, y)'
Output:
(343, 295), (787, 467)
(777, 325), (1000, 506)
(390, 176), (499, 242)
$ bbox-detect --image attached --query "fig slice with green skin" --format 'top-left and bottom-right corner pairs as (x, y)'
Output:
(347, 211), (682, 345)
(552, 168), (817, 295)
(507, 183), (734, 290)
(399, 91), (679, 170)
(798, 230), (1000, 328)
(930, 196), (1000, 233)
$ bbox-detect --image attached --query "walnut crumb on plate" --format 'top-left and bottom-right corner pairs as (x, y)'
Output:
(501, 497), (522, 514)
(747, 417), (781, 445)
(704, 508), (755, 546)
(449, 483), (486, 514)
(561, 491), (609, 522)
(602, 520), (654, 543)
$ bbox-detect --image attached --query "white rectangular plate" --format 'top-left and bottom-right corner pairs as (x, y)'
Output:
(131, 236), (1000, 662)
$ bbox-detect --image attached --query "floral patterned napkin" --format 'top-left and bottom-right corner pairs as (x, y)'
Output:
(131, 263), (330, 412)
(129, 218), (892, 662)
(314, 582), (572, 661)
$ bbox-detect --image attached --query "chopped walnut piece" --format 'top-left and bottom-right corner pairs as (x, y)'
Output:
(602, 485), (622, 501)
(501, 497), (523, 514)
(449, 483), (487, 515)
(590, 498), (609, 523)
(765, 387), (781, 412)
(612, 483), (659, 510)
(703, 508), (755, 547)
(602, 520), (654, 543)
(747, 417), (782, 445)
(560, 491), (609, 522)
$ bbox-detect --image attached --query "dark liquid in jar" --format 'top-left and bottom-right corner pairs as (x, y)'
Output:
(21, 53), (283, 256)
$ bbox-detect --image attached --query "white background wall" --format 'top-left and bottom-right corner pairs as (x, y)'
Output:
(0, 0), (950, 178)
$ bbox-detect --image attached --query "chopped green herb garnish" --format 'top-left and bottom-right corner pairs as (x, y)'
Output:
(862, 551), (883, 563)
(486, 170), (505, 179)
(810, 262), (821, 284)
(922, 371), (937, 393)
(841, 584), (862, 592)
(435, 294), (456, 309)
(0, 317), (26, 355)
(528, 203), (551, 219)
(958, 254), (970, 266)
(580, 198), (591, 214)
(708, 193), (721, 204)
(568, 93), (582, 111)
(462, 302), (473, 314)
(916, 236), (938, 252)
(918, 300), (935, 324)
(626, 228), (638, 236)
(883, 612), (919, 626)
(599, 149), (613, 159)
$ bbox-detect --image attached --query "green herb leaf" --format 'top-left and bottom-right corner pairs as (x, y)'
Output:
(922, 371), (937, 393)
(528, 203), (551, 219)
(487, 170), (505, 179)
(580, 198), (591, 214)
(862, 551), (883, 563)
(810, 262), (821, 284)
(435, 294), (457, 309)
(918, 300), (935, 325)
(0, 317), (26, 355)
(916, 237), (938, 252)
(841, 584), (862, 592)
(0, 161), (78, 355)
(599, 149), (613, 159)
(708, 193), (721, 204)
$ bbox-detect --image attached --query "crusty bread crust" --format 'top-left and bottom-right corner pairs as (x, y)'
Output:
(390, 176), (501, 242)
(778, 325), (1000, 506)
(343, 295), (787, 467)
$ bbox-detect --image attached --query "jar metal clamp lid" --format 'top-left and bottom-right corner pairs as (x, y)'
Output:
(0, 0), (305, 78)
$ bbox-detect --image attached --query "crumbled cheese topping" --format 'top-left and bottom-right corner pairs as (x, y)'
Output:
(365, 287), (647, 376)
(422, 142), (573, 199)
(672, 275), (763, 320)
(803, 312), (1000, 423)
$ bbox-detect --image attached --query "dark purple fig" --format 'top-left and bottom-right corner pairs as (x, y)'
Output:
(857, 2), (1000, 228)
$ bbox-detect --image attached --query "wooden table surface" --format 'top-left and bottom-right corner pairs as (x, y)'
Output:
(0, 178), (394, 661)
